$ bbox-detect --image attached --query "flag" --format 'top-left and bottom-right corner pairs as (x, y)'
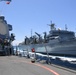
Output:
(0, 0), (11, 1)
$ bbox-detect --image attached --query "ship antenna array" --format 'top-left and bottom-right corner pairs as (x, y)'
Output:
(47, 21), (56, 30)
(65, 24), (68, 31)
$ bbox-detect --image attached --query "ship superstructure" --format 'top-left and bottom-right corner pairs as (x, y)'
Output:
(0, 16), (15, 55)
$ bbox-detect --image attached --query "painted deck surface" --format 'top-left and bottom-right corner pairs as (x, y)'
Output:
(0, 56), (76, 75)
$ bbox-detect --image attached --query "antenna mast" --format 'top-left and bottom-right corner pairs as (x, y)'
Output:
(31, 29), (32, 37)
(47, 21), (56, 30)
(65, 24), (68, 31)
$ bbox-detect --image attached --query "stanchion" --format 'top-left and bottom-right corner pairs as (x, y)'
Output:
(44, 44), (51, 64)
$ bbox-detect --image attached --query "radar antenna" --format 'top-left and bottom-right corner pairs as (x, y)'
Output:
(47, 21), (56, 30)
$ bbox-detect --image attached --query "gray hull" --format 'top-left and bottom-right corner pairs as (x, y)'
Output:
(34, 40), (76, 56)
(19, 40), (76, 57)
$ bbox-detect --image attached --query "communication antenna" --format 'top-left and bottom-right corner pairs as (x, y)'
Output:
(47, 21), (56, 30)
(31, 29), (32, 37)
(65, 24), (67, 30)
(75, 28), (76, 37)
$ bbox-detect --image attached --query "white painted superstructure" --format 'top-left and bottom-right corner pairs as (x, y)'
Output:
(0, 16), (10, 38)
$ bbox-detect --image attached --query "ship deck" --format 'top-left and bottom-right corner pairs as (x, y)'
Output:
(0, 56), (76, 75)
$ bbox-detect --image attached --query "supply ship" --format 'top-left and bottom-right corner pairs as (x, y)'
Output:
(19, 22), (76, 57)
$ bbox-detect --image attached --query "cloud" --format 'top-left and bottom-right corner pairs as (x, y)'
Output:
(12, 40), (22, 46)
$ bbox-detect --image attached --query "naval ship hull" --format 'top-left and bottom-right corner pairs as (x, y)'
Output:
(19, 40), (76, 57)
(33, 40), (76, 57)
(35, 44), (76, 56)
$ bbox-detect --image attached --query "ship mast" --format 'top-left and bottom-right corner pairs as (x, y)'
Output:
(31, 29), (32, 37)
(65, 24), (68, 31)
(48, 21), (56, 30)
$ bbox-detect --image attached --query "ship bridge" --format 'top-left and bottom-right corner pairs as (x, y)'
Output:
(48, 30), (75, 41)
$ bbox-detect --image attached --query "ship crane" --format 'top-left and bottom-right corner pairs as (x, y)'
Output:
(35, 32), (43, 43)
(35, 32), (40, 37)
(43, 32), (47, 43)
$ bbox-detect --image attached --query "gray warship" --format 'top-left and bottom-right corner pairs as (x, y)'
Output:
(19, 23), (76, 57)
(0, 16), (15, 55)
